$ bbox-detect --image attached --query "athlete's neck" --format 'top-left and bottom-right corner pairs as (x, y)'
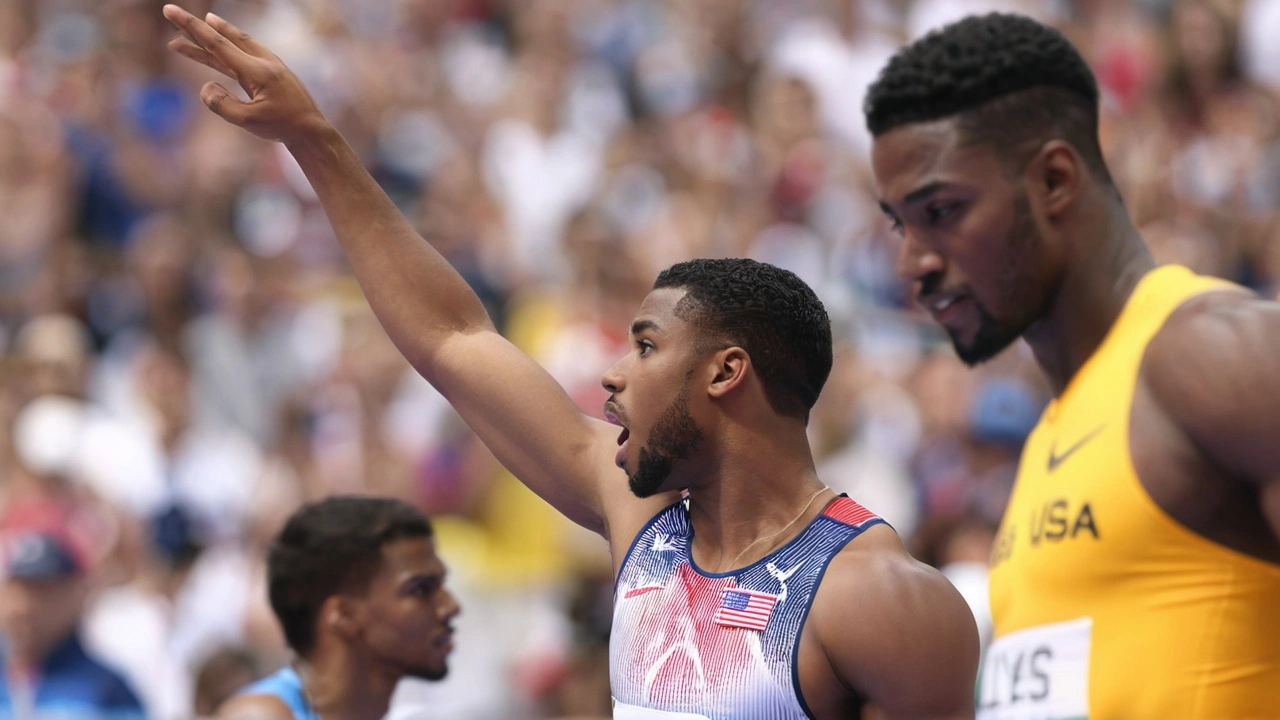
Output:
(686, 420), (831, 573)
(1023, 206), (1155, 396)
(296, 649), (398, 720)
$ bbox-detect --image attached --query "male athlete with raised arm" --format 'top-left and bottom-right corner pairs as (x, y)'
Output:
(866, 13), (1280, 720)
(163, 6), (978, 717)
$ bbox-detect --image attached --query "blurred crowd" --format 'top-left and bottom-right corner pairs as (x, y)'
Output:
(1, 0), (1279, 717)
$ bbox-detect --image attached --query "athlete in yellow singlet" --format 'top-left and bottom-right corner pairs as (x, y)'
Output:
(866, 13), (1280, 720)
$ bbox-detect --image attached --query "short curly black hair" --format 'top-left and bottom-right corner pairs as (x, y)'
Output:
(267, 496), (433, 657)
(653, 258), (832, 421)
(864, 13), (1111, 182)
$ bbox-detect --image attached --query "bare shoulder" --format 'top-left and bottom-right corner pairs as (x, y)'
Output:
(811, 524), (979, 718)
(1145, 288), (1277, 388)
(215, 693), (296, 720)
(1144, 289), (1280, 482)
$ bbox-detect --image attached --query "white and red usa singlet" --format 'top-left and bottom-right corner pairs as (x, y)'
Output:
(610, 495), (884, 719)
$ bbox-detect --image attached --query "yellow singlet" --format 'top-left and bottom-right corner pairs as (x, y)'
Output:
(980, 265), (1280, 720)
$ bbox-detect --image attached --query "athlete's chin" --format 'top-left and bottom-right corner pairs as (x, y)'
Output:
(952, 326), (1021, 367)
(405, 662), (448, 682)
(628, 472), (666, 498)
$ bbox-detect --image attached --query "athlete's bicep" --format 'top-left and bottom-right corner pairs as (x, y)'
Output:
(428, 329), (630, 535)
(816, 548), (980, 719)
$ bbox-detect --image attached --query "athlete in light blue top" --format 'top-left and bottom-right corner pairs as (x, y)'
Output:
(236, 666), (317, 720)
(209, 497), (459, 720)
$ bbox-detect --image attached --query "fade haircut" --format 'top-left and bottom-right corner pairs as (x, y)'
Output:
(864, 13), (1113, 184)
(267, 496), (432, 657)
(653, 258), (832, 421)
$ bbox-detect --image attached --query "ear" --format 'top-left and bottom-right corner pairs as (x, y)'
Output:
(320, 595), (364, 643)
(706, 347), (750, 400)
(1028, 139), (1086, 220)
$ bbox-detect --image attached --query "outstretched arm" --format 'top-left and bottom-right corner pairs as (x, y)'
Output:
(161, 5), (656, 538)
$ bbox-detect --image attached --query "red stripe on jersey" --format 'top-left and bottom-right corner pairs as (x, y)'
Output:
(822, 497), (878, 528)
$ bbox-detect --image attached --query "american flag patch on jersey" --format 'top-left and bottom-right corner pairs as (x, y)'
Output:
(714, 588), (778, 631)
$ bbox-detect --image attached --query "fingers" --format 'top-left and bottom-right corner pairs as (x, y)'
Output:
(162, 4), (252, 76)
(200, 82), (251, 126)
(167, 38), (235, 79)
(203, 12), (271, 58)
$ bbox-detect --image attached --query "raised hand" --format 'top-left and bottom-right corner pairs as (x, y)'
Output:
(162, 4), (329, 145)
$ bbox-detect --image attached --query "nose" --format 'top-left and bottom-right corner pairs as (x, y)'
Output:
(894, 229), (945, 285)
(439, 587), (461, 622)
(601, 356), (626, 395)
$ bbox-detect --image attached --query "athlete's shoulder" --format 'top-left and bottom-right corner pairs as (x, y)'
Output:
(819, 496), (883, 530)
(217, 667), (306, 720)
(216, 691), (298, 720)
(1147, 282), (1269, 357)
(820, 521), (935, 586)
(810, 524), (979, 717)
(1144, 289), (1280, 484)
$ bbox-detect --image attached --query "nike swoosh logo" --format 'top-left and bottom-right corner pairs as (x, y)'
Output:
(652, 534), (679, 552)
(768, 562), (802, 584)
(1047, 425), (1106, 472)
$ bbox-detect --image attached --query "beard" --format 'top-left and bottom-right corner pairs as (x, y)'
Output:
(951, 300), (1022, 366)
(404, 663), (448, 681)
(948, 192), (1046, 366)
(628, 390), (704, 498)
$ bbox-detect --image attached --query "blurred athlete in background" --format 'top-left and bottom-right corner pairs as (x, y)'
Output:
(217, 496), (458, 720)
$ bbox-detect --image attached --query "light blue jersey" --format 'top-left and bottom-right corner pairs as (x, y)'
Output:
(239, 667), (317, 720)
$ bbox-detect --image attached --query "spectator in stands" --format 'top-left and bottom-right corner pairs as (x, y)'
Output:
(0, 527), (145, 718)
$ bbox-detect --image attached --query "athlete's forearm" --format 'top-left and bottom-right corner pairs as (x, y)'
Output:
(285, 125), (495, 371)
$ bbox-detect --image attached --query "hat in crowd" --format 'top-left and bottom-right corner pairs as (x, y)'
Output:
(148, 503), (205, 569)
(1, 530), (84, 580)
(968, 378), (1044, 448)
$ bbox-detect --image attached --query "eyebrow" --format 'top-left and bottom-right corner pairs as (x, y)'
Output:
(631, 319), (663, 336)
(400, 572), (444, 588)
(879, 181), (952, 216)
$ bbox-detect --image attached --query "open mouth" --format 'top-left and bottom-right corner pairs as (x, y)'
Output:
(921, 292), (971, 325)
(604, 407), (631, 468)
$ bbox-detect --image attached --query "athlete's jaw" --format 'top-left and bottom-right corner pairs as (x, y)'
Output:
(626, 390), (704, 498)
(402, 627), (454, 680)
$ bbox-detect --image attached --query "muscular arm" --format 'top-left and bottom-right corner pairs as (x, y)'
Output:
(814, 530), (980, 719)
(1144, 292), (1280, 539)
(161, 6), (662, 538)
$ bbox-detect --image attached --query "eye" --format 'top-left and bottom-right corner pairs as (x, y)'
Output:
(406, 578), (442, 598)
(925, 202), (960, 226)
(888, 217), (905, 236)
(638, 339), (655, 356)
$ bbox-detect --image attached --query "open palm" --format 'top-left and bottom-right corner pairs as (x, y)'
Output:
(163, 4), (329, 145)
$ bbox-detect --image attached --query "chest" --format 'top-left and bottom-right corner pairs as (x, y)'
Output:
(990, 393), (1146, 598)
(609, 516), (853, 718)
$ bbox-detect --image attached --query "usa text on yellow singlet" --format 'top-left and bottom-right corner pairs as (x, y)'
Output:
(979, 265), (1280, 720)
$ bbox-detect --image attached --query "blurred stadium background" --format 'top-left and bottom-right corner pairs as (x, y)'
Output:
(0, 0), (1277, 717)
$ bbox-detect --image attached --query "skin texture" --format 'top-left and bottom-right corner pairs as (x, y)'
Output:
(873, 118), (1280, 565)
(163, 6), (979, 717)
(217, 538), (459, 720)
